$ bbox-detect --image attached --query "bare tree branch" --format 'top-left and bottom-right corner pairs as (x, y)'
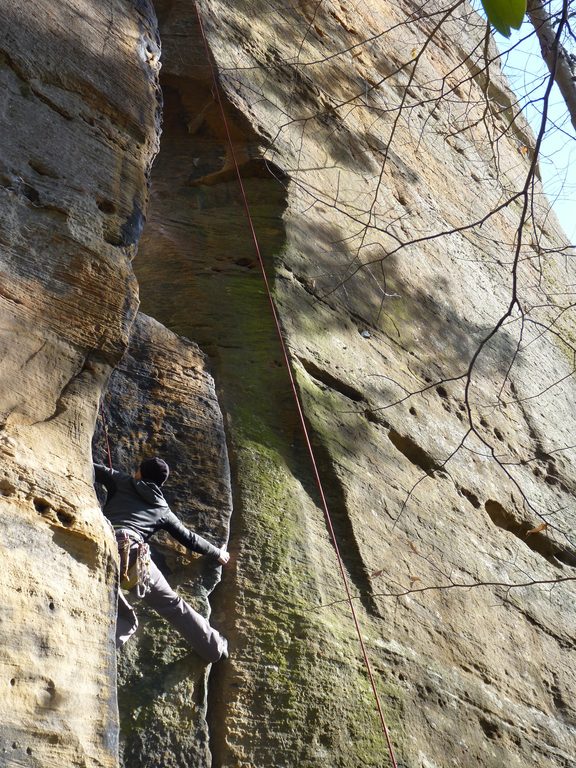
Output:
(527, 0), (576, 132)
(317, 576), (576, 610)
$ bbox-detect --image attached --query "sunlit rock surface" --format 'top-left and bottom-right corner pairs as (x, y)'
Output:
(1, 0), (575, 767)
(94, 312), (232, 768)
(0, 1), (160, 765)
(135, 1), (576, 766)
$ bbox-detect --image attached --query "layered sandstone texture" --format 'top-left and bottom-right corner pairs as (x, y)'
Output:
(134, 0), (576, 767)
(1, 1), (576, 768)
(0, 1), (161, 766)
(93, 313), (232, 768)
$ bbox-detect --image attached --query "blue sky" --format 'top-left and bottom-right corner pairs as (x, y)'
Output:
(495, 21), (576, 243)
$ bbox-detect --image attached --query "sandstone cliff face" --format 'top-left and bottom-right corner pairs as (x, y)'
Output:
(1, 1), (575, 768)
(135, 0), (576, 766)
(94, 313), (232, 768)
(0, 1), (160, 765)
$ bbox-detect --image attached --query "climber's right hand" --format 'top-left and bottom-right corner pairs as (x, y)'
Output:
(218, 548), (230, 565)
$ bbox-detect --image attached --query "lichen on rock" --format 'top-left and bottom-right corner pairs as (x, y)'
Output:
(1, 0), (575, 767)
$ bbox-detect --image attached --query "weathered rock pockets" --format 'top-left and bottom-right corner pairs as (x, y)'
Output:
(149, 1), (576, 767)
(0, 2), (164, 766)
(1, 1), (576, 768)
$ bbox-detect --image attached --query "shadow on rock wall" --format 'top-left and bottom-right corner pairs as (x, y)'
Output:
(92, 313), (232, 768)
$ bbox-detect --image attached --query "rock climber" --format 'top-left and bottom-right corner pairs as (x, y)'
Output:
(93, 456), (229, 663)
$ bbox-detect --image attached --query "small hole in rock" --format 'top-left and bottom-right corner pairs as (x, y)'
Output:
(103, 231), (124, 247)
(48, 601), (55, 611)
(34, 498), (51, 515)
(436, 385), (448, 399)
(480, 417), (488, 428)
(388, 429), (439, 474)
(56, 509), (75, 527)
(10, 678), (15, 686)
(460, 488), (481, 509)
(479, 717), (501, 739)
(409, 407), (417, 416)
(28, 159), (59, 179)
(26, 748), (32, 756)
(97, 199), (116, 214)
(22, 183), (40, 204)
(0, 479), (16, 496)
(494, 428), (504, 441)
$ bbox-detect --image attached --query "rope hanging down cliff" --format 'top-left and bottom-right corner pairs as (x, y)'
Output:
(193, 4), (399, 767)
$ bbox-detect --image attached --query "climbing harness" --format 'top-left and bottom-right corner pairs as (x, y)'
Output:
(116, 529), (152, 598)
(194, 5), (399, 767)
(98, 402), (151, 598)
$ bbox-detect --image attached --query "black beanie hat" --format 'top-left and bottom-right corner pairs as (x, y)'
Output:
(140, 457), (170, 486)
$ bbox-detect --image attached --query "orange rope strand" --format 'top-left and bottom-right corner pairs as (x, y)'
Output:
(194, 5), (399, 766)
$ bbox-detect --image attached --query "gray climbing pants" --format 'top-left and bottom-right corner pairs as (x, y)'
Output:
(116, 554), (226, 663)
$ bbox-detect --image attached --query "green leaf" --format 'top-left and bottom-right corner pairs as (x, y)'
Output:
(482, 0), (527, 37)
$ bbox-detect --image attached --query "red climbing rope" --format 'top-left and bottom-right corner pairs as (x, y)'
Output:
(194, 5), (399, 767)
(99, 401), (113, 470)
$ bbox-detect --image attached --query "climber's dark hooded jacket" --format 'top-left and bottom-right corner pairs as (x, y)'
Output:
(93, 463), (221, 559)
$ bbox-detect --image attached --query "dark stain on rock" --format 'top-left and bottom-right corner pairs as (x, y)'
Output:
(299, 356), (364, 403)
(459, 486), (481, 508)
(484, 499), (576, 568)
(50, 527), (100, 570)
(388, 429), (440, 475)
(120, 199), (145, 247)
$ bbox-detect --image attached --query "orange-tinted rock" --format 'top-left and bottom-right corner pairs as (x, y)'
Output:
(1, 1), (575, 767)
(134, 2), (576, 767)
(0, 1), (161, 765)
(94, 312), (232, 767)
